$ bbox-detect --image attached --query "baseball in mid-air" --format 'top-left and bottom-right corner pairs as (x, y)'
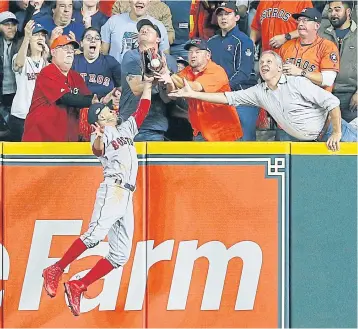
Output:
(151, 58), (161, 69)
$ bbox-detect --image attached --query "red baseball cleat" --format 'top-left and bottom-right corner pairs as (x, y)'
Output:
(42, 263), (63, 298)
(64, 280), (87, 316)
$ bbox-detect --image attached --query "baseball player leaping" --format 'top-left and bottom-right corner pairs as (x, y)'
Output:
(42, 75), (154, 317)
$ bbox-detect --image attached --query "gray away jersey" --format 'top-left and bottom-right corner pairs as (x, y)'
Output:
(91, 116), (139, 185)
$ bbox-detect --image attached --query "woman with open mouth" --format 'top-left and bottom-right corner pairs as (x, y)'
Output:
(72, 26), (122, 141)
(10, 20), (49, 141)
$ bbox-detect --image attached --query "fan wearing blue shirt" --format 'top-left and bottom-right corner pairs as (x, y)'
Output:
(35, 0), (85, 43)
(208, 1), (259, 141)
(72, 27), (121, 98)
(72, 0), (108, 32)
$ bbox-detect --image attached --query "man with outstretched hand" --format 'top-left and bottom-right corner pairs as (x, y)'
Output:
(169, 50), (357, 151)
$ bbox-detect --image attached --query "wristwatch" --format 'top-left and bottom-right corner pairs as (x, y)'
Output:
(301, 70), (307, 77)
(285, 33), (292, 41)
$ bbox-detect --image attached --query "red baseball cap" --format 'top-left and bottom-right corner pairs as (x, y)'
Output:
(50, 35), (79, 50)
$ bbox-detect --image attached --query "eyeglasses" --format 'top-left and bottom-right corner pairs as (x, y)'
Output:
(33, 31), (46, 37)
(84, 35), (101, 42)
(57, 45), (75, 53)
(297, 17), (314, 23)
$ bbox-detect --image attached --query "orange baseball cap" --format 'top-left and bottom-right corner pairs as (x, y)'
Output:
(50, 35), (79, 50)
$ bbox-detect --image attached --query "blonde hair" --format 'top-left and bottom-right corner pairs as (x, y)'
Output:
(261, 50), (283, 68)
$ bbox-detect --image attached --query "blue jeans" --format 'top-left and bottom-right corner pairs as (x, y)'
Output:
(193, 133), (206, 141)
(0, 104), (10, 124)
(276, 119), (358, 142)
(134, 129), (165, 142)
(170, 44), (188, 60)
(323, 120), (357, 142)
(236, 105), (259, 141)
(275, 129), (300, 141)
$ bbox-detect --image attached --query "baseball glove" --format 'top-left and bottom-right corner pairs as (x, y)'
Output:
(140, 47), (164, 77)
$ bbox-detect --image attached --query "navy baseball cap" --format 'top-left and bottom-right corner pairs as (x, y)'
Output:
(215, 1), (237, 14)
(137, 19), (162, 38)
(184, 39), (211, 52)
(88, 102), (114, 125)
(292, 7), (322, 23)
(33, 23), (48, 35)
(177, 56), (189, 66)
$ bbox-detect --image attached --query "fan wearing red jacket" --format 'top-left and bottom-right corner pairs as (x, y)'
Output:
(22, 35), (117, 141)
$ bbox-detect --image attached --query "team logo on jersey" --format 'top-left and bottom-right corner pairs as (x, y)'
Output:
(330, 52), (338, 63)
(245, 48), (252, 56)
(111, 137), (134, 149)
(122, 32), (139, 54)
(26, 73), (39, 81)
(227, 45), (232, 51)
(260, 8), (291, 23)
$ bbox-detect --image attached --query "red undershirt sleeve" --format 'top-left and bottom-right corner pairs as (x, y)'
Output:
(131, 99), (151, 129)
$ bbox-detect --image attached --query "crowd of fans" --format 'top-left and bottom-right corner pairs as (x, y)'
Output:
(0, 0), (357, 142)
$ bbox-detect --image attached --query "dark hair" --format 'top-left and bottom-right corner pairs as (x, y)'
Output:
(81, 27), (101, 41)
(328, 1), (355, 10)
(26, 33), (49, 58)
(51, 0), (74, 10)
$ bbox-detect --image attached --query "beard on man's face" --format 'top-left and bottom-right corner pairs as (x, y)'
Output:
(330, 13), (348, 28)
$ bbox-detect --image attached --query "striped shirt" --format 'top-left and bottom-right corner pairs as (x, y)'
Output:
(225, 75), (340, 140)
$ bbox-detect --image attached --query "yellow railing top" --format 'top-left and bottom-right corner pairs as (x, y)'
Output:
(147, 142), (290, 154)
(0, 142), (356, 156)
(1, 142), (146, 155)
(291, 142), (358, 155)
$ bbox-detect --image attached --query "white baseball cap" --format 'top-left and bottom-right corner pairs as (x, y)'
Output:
(0, 11), (19, 25)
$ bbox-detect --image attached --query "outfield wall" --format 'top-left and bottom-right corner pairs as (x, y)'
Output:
(0, 142), (356, 328)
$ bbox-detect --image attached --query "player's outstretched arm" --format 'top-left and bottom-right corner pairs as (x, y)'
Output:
(168, 79), (229, 104)
(131, 76), (154, 128)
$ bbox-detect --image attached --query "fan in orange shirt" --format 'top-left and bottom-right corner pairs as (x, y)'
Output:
(0, 0), (9, 12)
(158, 38), (243, 141)
(279, 8), (340, 92)
(251, 0), (313, 53)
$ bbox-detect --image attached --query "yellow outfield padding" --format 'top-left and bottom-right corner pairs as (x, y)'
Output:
(291, 142), (358, 155)
(1, 141), (356, 156)
(147, 141), (291, 155)
(2, 142), (147, 156)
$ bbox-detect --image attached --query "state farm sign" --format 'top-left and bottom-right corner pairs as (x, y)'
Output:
(1, 220), (262, 313)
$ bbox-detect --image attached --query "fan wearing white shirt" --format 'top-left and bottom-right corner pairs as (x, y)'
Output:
(10, 20), (49, 141)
